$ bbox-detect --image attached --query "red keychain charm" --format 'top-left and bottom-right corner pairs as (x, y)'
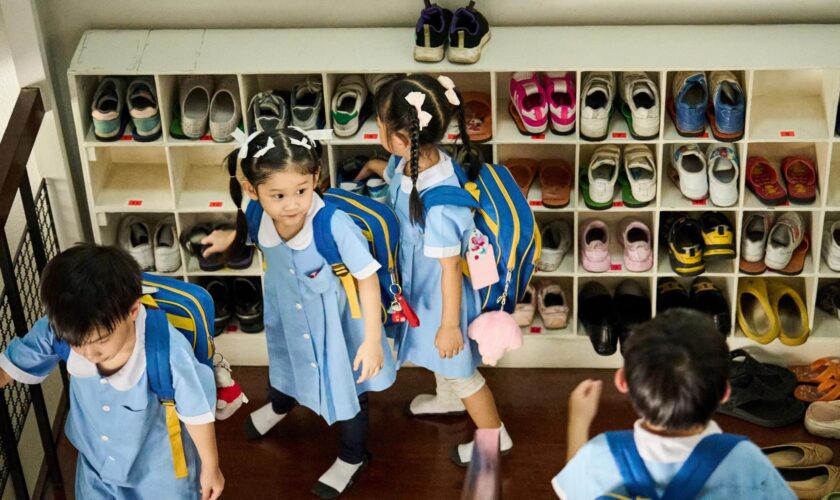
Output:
(394, 292), (420, 328)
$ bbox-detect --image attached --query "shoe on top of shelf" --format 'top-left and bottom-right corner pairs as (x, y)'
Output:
(291, 77), (324, 131)
(153, 216), (181, 273)
(508, 72), (549, 135)
(233, 277), (264, 333)
(690, 277), (730, 336)
(700, 211), (735, 262)
(746, 156), (788, 206)
(619, 72), (660, 140)
(764, 212), (804, 272)
(618, 217), (652, 272)
(580, 219), (610, 273)
(91, 77), (128, 141)
(209, 76), (241, 143)
(582, 145), (620, 209)
(414, 0), (453, 63)
(537, 282), (569, 330)
(331, 75), (369, 138)
(706, 143), (739, 207)
(119, 215), (154, 271)
(669, 71), (708, 137)
(538, 219), (571, 272)
(364, 73), (401, 96)
(126, 78), (162, 142)
(707, 71), (745, 142)
(668, 216), (705, 277)
(669, 143), (708, 201)
(580, 72), (616, 141)
(248, 90), (289, 134)
(822, 220), (840, 272)
(447, 1), (490, 65)
(740, 212), (772, 275)
(543, 72), (576, 135)
(179, 76), (213, 139)
(622, 144), (657, 205)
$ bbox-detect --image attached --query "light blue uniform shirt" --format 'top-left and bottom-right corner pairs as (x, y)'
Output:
(252, 194), (396, 425)
(384, 152), (482, 378)
(552, 420), (796, 500)
(0, 306), (216, 499)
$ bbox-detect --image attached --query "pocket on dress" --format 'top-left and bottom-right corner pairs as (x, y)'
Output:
(299, 262), (335, 295)
(119, 390), (153, 412)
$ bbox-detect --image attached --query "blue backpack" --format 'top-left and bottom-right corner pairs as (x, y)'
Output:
(419, 157), (541, 312)
(55, 273), (215, 480)
(245, 189), (404, 328)
(598, 431), (747, 500)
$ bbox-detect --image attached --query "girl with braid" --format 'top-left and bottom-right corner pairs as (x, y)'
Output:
(355, 74), (513, 465)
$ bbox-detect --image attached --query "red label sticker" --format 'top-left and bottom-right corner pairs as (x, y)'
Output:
(363, 133), (378, 140)
(226, 324), (238, 333)
(613, 201), (624, 207)
(530, 326), (542, 334)
(127, 199), (143, 207)
(612, 132), (627, 139)
(208, 201), (223, 208)
(610, 263), (622, 272)
(200, 135), (213, 141)
(702, 132), (709, 138)
(781, 201), (791, 206)
(691, 199), (708, 206)
(447, 133), (459, 140)
(531, 134), (546, 140)
(120, 134), (133, 141)
(528, 200), (543, 207)
(780, 130), (796, 137)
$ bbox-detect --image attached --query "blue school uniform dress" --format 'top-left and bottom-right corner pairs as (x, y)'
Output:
(551, 420), (796, 500)
(252, 194), (396, 425)
(0, 306), (216, 500)
(384, 152), (482, 379)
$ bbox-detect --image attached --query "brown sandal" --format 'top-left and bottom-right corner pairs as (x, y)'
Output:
(461, 92), (492, 143)
(505, 158), (538, 197)
(790, 357), (840, 384)
(539, 159), (572, 209)
(795, 379), (840, 402)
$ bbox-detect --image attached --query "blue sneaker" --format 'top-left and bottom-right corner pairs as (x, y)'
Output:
(91, 77), (127, 141)
(339, 180), (365, 196)
(669, 71), (708, 137)
(708, 71), (745, 142)
(366, 177), (389, 203)
(127, 78), (162, 142)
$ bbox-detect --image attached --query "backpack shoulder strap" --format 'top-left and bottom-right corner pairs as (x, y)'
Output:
(661, 433), (747, 500)
(54, 338), (71, 362)
(313, 201), (362, 319)
(421, 185), (479, 211)
(245, 199), (264, 246)
(605, 431), (661, 500)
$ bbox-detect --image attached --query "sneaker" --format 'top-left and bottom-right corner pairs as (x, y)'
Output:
(740, 213), (772, 275)
(209, 76), (241, 142)
(700, 211), (735, 261)
(822, 220), (840, 272)
(514, 285), (536, 327)
(366, 177), (389, 203)
(707, 71), (745, 141)
(622, 144), (657, 204)
(291, 77), (324, 130)
(580, 219), (610, 273)
(91, 77), (128, 141)
(339, 181), (365, 195)
(669, 71), (708, 136)
(538, 220), (572, 272)
(447, 1), (491, 64)
(706, 143), (739, 207)
(583, 145), (621, 208)
(580, 72), (616, 141)
(126, 78), (161, 142)
(668, 216), (705, 276)
(817, 282), (840, 319)
(332, 75), (369, 138)
(619, 72), (660, 139)
(153, 216), (181, 273)
(247, 90), (288, 133)
(119, 215), (154, 271)
(233, 277), (264, 333)
(765, 212), (805, 271)
(690, 277), (731, 336)
(669, 143), (708, 201)
(204, 278), (233, 335)
(364, 73), (400, 96)
(508, 72), (548, 135)
(179, 76), (213, 139)
(537, 282), (569, 329)
(543, 72), (576, 135)
(618, 217), (653, 272)
(413, 1), (452, 63)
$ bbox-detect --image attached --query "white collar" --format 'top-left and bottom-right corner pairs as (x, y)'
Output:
(397, 151), (456, 193)
(633, 419), (722, 464)
(257, 194), (325, 250)
(66, 306), (147, 392)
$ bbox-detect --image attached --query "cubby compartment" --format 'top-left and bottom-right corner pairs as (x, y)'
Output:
(578, 143), (658, 211)
(579, 210), (655, 276)
(169, 145), (237, 212)
(750, 69), (840, 141)
(825, 144), (840, 208)
(177, 212), (263, 277)
(521, 275), (575, 336)
(496, 143), (576, 211)
(663, 70), (748, 143)
(86, 146), (172, 211)
(742, 142), (828, 209)
(812, 277), (840, 338)
(733, 276), (814, 342)
(239, 73), (325, 134)
(94, 211), (185, 276)
(819, 211), (840, 275)
(533, 211), (575, 277)
(496, 71), (578, 144)
(579, 71), (663, 144)
(188, 275), (266, 336)
(657, 210), (738, 276)
(330, 144), (389, 189)
(157, 74), (243, 144)
(577, 274), (654, 338)
(740, 209), (817, 277)
(659, 142), (745, 211)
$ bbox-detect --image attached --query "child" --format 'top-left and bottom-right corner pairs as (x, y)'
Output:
(355, 74), (512, 465)
(553, 309), (795, 499)
(201, 127), (397, 498)
(0, 244), (223, 499)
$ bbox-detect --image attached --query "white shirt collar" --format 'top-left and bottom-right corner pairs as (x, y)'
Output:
(256, 194), (325, 250)
(397, 150), (455, 193)
(633, 419), (722, 463)
(66, 305), (147, 392)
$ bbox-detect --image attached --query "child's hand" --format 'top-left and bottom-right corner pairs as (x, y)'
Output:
(200, 465), (224, 500)
(569, 379), (603, 427)
(201, 230), (236, 258)
(353, 339), (384, 384)
(354, 159), (387, 182)
(0, 368), (11, 389)
(435, 325), (464, 359)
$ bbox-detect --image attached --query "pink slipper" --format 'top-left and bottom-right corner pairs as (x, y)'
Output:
(543, 72), (576, 135)
(619, 217), (653, 272)
(513, 285), (537, 327)
(580, 219), (610, 273)
(509, 72), (549, 134)
(537, 282), (569, 329)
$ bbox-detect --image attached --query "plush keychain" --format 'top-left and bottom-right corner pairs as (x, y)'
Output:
(213, 354), (249, 420)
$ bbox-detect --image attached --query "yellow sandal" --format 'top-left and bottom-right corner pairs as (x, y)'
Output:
(769, 281), (810, 346)
(737, 278), (779, 344)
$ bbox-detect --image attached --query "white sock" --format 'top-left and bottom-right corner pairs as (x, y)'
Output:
(316, 458), (363, 494)
(457, 423), (513, 464)
(249, 403), (286, 435)
(409, 373), (466, 415)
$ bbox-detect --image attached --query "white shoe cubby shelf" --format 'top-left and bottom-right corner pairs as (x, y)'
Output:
(68, 27), (840, 368)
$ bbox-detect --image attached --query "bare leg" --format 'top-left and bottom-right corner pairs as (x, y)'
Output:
(462, 384), (501, 428)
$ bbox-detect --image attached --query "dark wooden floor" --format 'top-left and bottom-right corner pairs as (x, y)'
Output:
(48, 367), (840, 499)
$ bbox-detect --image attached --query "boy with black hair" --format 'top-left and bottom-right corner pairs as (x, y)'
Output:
(552, 308), (793, 500)
(0, 244), (224, 499)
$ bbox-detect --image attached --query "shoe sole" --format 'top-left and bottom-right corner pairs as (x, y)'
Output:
(669, 252), (705, 276)
(403, 401), (467, 418)
(413, 45), (445, 63)
(450, 444), (512, 468)
(667, 99), (706, 137)
(508, 102), (548, 135)
(447, 31), (491, 64)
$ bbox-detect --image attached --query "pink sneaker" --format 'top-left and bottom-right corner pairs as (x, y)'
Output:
(580, 219), (611, 273)
(509, 72), (548, 134)
(543, 72), (576, 135)
(619, 217), (653, 272)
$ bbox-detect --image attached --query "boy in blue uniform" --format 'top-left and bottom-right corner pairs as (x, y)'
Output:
(553, 309), (794, 500)
(0, 244), (223, 500)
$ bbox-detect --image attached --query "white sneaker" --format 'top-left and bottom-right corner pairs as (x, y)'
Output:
(706, 143), (739, 207)
(588, 145), (621, 204)
(208, 76), (241, 143)
(331, 75), (368, 138)
(619, 72), (660, 139)
(741, 213), (773, 263)
(765, 212), (805, 270)
(538, 220), (572, 272)
(669, 143), (708, 200)
(451, 423), (513, 466)
(623, 144), (657, 203)
(823, 220), (840, 272)
(408, 392), (466, 416)
(580, 72), (615, 141)
(153, 216), (181, 273)
(119, 216), (154, 271)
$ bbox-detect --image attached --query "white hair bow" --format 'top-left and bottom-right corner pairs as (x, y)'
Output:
(231, 128), (261, 160)
(288, 126), (314, 149)
(254, 137), (275, 157)
(405, 92), (432, 130)
(437, 75), (460, 106)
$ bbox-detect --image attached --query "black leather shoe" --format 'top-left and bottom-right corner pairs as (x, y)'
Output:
(233, 277), (264, 333)
(656, 278), (690, 313)
(203, 278), (232, 335)
(615, 279), (651, 349)
(690, 277), (731, 336)
(579, 281), (618, 355)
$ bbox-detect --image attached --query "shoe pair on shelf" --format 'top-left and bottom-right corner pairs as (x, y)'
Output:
(203, 277), (264, 335)
(662, 211), (736, 276)
(656, 277), (730, 336)
(746, 155), (818, 206)
(172, 76), (242, 142)
(737, 278), (809, 345)
(507, 158), (572, 208)
(580, 144), (657, 209)
(513, 282), (570, 330)
(668, 143), (739, 207)
(119, 215), (180, 272)
(580, 218), (652, 273)
(337, 155), (389, 203)
(740, 212), (808, 275)
(245, 77), (327, 134)
(578, 280), (651, 356)
(508, 72), (575, 136)
(91, 77), (161, 142)
(179, 223), (254, 272)
(414, 0), (490, 64)
(580, 72), (660, 141)
(330, 75), (400, 137)
(669, 71), (746, 141)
